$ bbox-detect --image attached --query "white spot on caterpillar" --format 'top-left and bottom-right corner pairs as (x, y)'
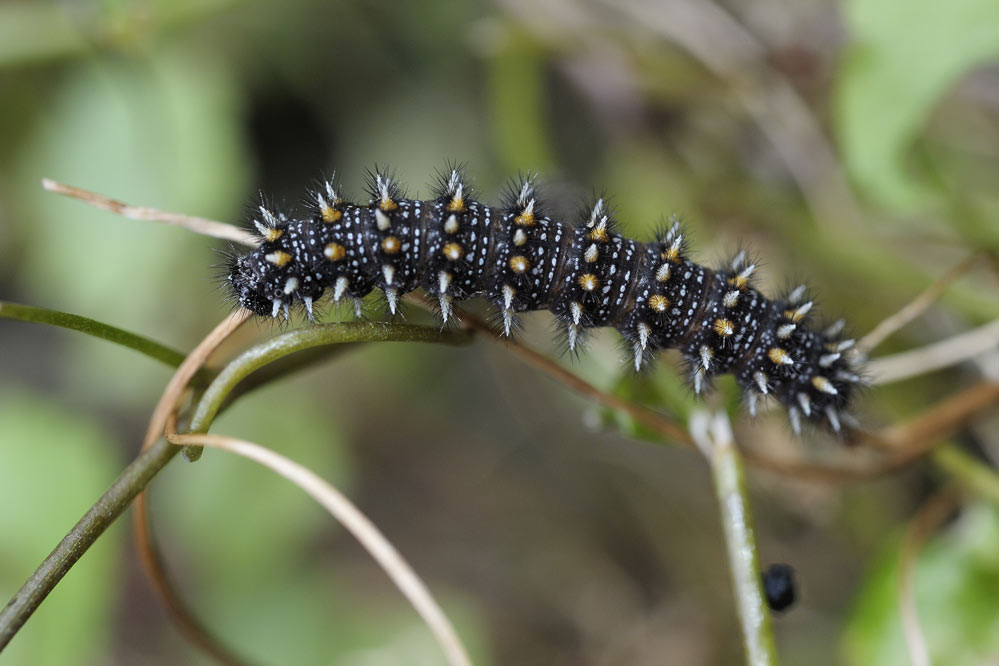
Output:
(825, 406), (841, 433)
(375, 209), (391, 231)
(693, 368), (705, 394)
(258, 205), (279, 227)
(819, 352), (841, 367)
(788, 406), (802, 435)
(382, 264), (395, 286)
(797, 392), (811, 417)
(637, 322), (650, 350)
(570, 301), (583, 326)
(284, 277), (299, 294)
(503, 284), (515, 310)
(824, 319), (846, 338)
(444, 214), (459, 234)
(265, 251), (291, 267)
(587, 199), (605, 227)
(754, 371), (769, 395)
(811, 375), (838, 395)
(333, 276), (349, 302)
(777, 323), (796, 339)
(439, 293), (452, 324)
(833, 339), (856, 352)
(385, 287), (398, 315)
(699, 345), (713, 370)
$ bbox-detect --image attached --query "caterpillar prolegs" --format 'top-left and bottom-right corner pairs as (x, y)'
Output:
(226, 167), (863, 434)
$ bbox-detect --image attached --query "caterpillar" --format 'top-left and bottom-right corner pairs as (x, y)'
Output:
(226, 166), (863, 434)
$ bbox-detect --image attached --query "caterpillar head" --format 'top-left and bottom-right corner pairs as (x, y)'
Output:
(227, 253), (273, 316)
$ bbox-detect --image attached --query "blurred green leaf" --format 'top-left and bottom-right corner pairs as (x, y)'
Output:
(836, 0), (999, 211)
(16, 45), (250, 407)
(0, 392), (122, 666)
(843, 502), (999, 666)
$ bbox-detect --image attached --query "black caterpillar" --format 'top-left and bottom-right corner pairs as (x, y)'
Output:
(227, 166), (862, 434)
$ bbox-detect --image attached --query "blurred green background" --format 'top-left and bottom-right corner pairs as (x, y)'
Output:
(0, 0), (997, 664)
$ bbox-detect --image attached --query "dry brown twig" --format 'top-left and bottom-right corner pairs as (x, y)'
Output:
(866, 319), (999, 385)
(42, 178), (259, 247)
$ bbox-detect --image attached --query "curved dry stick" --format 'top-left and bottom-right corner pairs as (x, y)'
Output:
(859, 253), (981, 354)
(42, 178), (258, 246)
(866, 319), (999, 385)
(168, 431), (474, 666)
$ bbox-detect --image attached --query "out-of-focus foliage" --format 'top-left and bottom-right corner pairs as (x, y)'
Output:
(837, 0), (999, 215)
(845, 503), (999, 666)
(0, 394), (121, 666)
(0, 0), (996, 664)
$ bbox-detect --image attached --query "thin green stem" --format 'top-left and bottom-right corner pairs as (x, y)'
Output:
(0, 438), (181, 650)
(182, 321), (471, 460)
(0, 320), (471, 653)
(691, 411), (779, 666)
(0, 300), (189, 370)
(932, 444), (999, 505)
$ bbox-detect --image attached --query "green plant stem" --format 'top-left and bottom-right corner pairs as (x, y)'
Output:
(932, 444), (999, 505)
(0, 320), (471, 653)
(182, 321), (471, 459)
(694, 412), (778, 666)
(0, 300), (189, 368)
(0, 438), (181, 650)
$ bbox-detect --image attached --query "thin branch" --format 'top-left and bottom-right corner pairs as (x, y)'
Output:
(41, 178), (259, 246)
(866, 319), (999, 385)
(0, 312), (249, 654)
(168, 431), (474, 666)
(690, 410), (778, 666)
(859, 253), (981, 354)
(899, 490), (962, 666)
(0, 300), (190, 371)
